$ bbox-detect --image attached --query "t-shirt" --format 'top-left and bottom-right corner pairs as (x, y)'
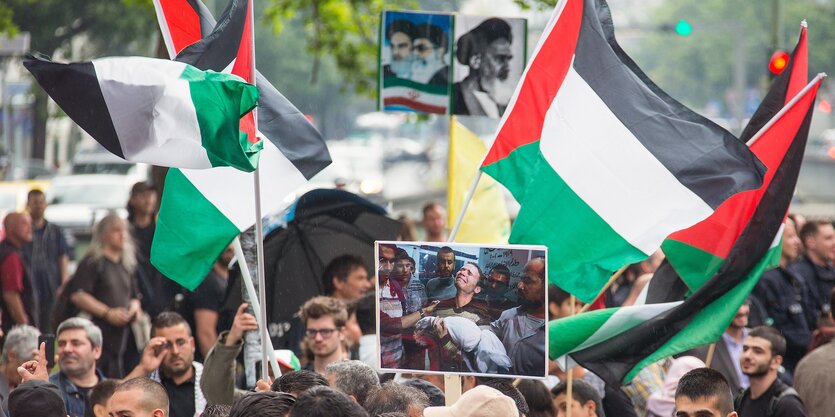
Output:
(737, 379), (806, 417)
(182, 270), (227, 361)
(0, 250), (24, 293)
(161, 372), (196, 417)
(72, 256), (136, 309)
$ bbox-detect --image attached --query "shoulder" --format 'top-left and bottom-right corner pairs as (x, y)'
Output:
(773, 387), (806, 416)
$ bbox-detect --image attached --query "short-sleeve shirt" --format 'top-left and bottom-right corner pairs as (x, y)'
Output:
(737, 379), (807, 417)
(72, 256), (136, 308)
(0, 251), (24, 293)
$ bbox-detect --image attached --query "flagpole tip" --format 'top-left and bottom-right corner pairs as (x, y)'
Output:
(801, 19), (808, 28)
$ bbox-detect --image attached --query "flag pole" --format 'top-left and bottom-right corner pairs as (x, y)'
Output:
(705, 343), (717, 368)
(566, 295), (576, 417)
(747, 73), (826, 147)
(448, 167), (482, 242)
(233, 237), (282, 378)
(248, 0), (273, 381)
(578, 264), (628, 314)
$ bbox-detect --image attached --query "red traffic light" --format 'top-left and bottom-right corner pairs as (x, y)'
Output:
(769, 50), (789, 74)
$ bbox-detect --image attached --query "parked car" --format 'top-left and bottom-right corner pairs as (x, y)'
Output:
(45, 174), (134, 239)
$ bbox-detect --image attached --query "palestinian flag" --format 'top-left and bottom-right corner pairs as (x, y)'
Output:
(663, 22), (809, 289)
(382, 77), (449, 114)
(151, 0), (331, 289)
(24, 55), (261, 172)
(549, 71), (824, 386)
(480, 0), (765, 303)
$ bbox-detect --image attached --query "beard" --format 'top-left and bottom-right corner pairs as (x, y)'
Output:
(518, 296), (544, 310)
(480, 75), (514, 107)
(742, 361), (770, 378)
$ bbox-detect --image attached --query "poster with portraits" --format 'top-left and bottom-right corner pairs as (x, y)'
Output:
(452, 15), (527, 118)
(375, 241), (548, 378)
(379, 11), (454, 115)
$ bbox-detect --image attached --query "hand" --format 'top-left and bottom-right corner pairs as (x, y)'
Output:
(423, 300), (440, 315)
(432, 317), (448, 339)
(104, 307), (132, 327)
(138, 337), (170, 374)
(226, 303), (258, 346)
(255, 378), (272, 392)
(127, 299), (142, 321)
(18, 342), (49, 382)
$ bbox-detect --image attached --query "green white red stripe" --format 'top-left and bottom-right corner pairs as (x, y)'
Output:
(382, 77), (449, 114)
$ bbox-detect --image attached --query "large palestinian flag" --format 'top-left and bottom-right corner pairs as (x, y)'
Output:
(151, 0), (331, 289)
(548, 70), (824, 386)
(479, 0), (765, 303)
(663, 23), (810, 289)
(25, 55), (261, 171)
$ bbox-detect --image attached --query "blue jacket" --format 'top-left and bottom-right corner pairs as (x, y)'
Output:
(49, 369), (107, 417)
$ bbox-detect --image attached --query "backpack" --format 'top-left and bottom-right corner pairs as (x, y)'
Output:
(734, 384), (801, 417)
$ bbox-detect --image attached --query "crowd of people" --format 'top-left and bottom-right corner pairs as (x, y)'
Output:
(0, 182), (832, 417)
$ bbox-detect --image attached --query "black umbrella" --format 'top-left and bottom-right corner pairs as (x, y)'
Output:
(221, 188), (402, 352)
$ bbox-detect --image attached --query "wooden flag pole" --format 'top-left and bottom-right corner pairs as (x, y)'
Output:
(578, 264), (628, 314)
(705, 343), (717, 368)
(566, 295), (576, 417)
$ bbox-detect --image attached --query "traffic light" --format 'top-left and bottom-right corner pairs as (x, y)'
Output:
(769, 50), (789, 74)
(674, 20), (692, 36)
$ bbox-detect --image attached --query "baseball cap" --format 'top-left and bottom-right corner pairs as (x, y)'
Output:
(424, 385), (517, 417)
(8, 380), (68, 417)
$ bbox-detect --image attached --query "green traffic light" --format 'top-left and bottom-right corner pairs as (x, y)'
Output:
(675, 19), (692, 36)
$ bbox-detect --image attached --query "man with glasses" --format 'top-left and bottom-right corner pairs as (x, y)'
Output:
(126, 312), (206, 417)
(298, 296), (348, 375)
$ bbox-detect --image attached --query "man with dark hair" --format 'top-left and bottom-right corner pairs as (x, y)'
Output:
(433, 262), (492, 326)
(453, 18), (514, 117)
(8, 379), (68, 417)
(89, 379), (119, 417)
(491, 257), (547, 376)
(753, 218), (817, 375)
(109, 377), (170, 417)
(477, 264), (517, 319)
(228, 391), (295, 417)
(789, 220), (835, 321)
(289, 386), (368, 417)
(383, 19), (415, 79)
(737, 326), (806, 417)
(551, 378), (602, 417)
(674, 367), (736, 417)
(425, 246), (456, 301)
(22, 188), (72, 333)
(51, 317), (106, 417)
(363, 381), (429, 417)
(299, 296), (349, 374)
(792, 288), (835, 417)
(0, 211), (36, 332)
(272, 369), (329, 396)
(548, 284), (584, 320)
(126, 312), (206, 417)
(421, 203), (447, 243)
(401, 378), (445, 407)
(324, 360), (380, 405)
(411, 23), (449, 85)
(323, 254), (371, 302)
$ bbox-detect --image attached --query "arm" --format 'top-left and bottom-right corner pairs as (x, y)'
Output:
(399, 300), (440, 329)
(2, 292), (29, 325)
(194, 308), (219, 359)
(125, 337), (170, 379)
(59, 254), (70, 284)
(70, 291), (131, 327)
(201, 304), (257, 406)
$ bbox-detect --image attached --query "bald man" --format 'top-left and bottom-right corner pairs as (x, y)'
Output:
(0, 212), (37, 333)
(109, 377), (169, 417)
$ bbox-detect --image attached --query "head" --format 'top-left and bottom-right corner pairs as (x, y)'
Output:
(401, 378), (446, 407)
(323, 255), (370, 301)
(87, 213), (136, 272)
(392, 249), (417, 285)
(455, 262), (483, 296)
(436, 246), (455, 278)
(216, 244), (235, 268)
(741, 326), (786, 379)
(324, 360), (380, 405)
(90, 379), (120, 417)
(2, 212), (32, 246)
(1, 325), (40, 384)
(728, 301), (749, 330)
(799, 220), (835, 265)
(150, 312), (195, 379)
(228, 391), (296, 417)
(781, 218), (802, 263)
(109, 377), (169, 417)
(273, 369), (329, 397)
(127, 181), (158, 223)
(518, 258), (546, 309)
(300, 297), (348, 360)
(289, 386), (369, 417)
(8, 380), (67, 417)
(26, 189), (47, 221)
(551, 379), (601, 417)
(57, 317), (103, 379)
(456, 18), (513, 104)
(412, 24), (447, 66)
(548, 284), (583, 320)
(674, 368), (736, 417)
(379, 244), (397, 280)
(364, 381), (429, 417)
(424, 385), (517, 417)
(386, 19), (415, 73)
(479, 378), (528, 417)
(201, 405), (232, 417)
(515, 379), (556, 417)
(482, 264), (511, 294)
(421, 203), (446, 240)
